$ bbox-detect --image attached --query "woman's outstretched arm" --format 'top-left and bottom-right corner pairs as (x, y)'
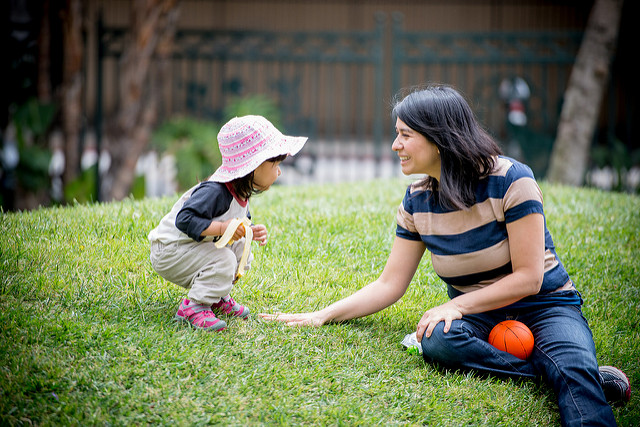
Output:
(259, 237), (426, 326)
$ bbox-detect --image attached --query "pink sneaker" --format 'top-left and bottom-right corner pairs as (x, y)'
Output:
(212, 295), (250, 319)
(174, 298), (227, 331)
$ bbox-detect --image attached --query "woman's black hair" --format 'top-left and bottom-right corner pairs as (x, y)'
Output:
(392, 84), (502, 210)
(228, 153), (288, 200)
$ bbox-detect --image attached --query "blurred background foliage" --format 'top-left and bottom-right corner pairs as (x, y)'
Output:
(223, 94), (283, 130)
(151, 117), (222, 191)
(590, 137), (640, 193)
(64, 166), (98, 204)
(8, 98), (56, 193)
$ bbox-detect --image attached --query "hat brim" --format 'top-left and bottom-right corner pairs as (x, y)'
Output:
(210, 135), (308, 183)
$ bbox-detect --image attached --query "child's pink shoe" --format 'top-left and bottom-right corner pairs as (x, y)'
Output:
(212, 295), (250, 319)
(175, 298), (227, 331)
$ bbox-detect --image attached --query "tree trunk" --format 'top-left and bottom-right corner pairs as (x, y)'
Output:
(546, 0), (624, 186)
(38, 0), (52, 103)
(105, 0), (180, 201)
(60, 0), (84, 186)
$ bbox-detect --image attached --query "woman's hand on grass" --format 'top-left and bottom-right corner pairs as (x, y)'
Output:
(259, 312), (325, 326)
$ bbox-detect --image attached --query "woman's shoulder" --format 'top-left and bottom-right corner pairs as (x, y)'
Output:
(488, 157), (543, 208)
(407, 178), (431, 195)
(491, 156), (537, 181)
(402, 179), (438, 214)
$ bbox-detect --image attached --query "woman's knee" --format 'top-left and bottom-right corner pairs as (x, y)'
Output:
(421, 322), (460, 362)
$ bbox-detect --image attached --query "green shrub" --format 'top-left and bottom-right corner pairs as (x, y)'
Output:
(224, 94), (283, 129)
(10, 98), (57, 192)
(63, 165), (97, 203)
(150, 117), (222, 190)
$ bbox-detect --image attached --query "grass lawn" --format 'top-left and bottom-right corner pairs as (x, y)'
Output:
(1, 178), (638, 425)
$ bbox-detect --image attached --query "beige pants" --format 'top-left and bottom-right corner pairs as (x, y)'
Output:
(150, 239), (252, 305)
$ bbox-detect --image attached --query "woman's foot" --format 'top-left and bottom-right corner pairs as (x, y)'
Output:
(599, 366), (631, 405)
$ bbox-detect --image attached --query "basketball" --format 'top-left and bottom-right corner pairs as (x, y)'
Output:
(488, 320), (534, 360)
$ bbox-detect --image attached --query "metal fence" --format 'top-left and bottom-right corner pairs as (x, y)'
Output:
(96, 12), (583, 181)
(390, 13), (583, 177)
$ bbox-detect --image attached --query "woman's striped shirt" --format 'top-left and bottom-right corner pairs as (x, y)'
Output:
(396, 156), (581, 309)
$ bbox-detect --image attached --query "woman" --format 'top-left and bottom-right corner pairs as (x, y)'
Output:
(260, 85), (630, 425)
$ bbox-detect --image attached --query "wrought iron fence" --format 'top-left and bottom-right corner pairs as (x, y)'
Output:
(96, 13), (387, 175)
(96, 12), (584, 181)
(391, 13), (583, 177)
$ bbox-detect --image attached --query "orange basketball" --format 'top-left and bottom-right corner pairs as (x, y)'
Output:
(488, 320), (534, 360)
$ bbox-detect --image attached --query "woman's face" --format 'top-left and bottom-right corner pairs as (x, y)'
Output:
(253, 160), (282, 191)
(392, 118), (441, 180)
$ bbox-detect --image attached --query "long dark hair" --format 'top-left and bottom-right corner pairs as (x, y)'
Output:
(392, 85), (502, 210)
(228, 154), (288, 200)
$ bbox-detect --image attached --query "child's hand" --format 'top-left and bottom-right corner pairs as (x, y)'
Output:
(223, 219), (246, 241)
(251, 224), (268, 246)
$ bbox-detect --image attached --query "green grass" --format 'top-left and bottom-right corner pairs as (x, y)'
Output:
(1, 178), (638, 425)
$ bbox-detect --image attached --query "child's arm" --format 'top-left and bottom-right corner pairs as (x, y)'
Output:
(175, 182), (234, 241)
(200, 219), (246, 242)
(200, 221), (268, 246)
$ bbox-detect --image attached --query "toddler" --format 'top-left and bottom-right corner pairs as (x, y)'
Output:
(149, 115), (307, 331)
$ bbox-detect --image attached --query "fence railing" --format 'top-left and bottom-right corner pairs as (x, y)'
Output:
(96, 12), (584, 180)
(391, 13), (583, 176)
(96, 13), (387, 168)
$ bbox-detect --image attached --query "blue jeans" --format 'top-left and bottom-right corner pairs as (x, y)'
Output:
(420, 304), (616, 426)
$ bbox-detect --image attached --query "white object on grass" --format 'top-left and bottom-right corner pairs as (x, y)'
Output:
(401, 332), (422, 355)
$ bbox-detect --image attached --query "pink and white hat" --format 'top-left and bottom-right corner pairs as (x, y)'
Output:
(210, 115), (308, 182)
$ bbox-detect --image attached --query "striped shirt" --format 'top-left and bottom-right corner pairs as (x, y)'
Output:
(396, 156), (581, 309)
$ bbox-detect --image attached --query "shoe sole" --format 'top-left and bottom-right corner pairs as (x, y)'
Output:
(174, 315), (227, 332)
(212, 309), (251, 319)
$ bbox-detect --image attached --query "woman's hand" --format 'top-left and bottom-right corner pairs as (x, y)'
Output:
(416, 300), (463, 341)
(259, 312), (325, 327)
(251, 224), (268, 246)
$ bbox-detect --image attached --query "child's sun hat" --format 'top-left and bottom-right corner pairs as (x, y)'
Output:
(210, 115), (308, 182)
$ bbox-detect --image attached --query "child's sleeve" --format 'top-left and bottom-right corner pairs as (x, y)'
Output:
(175, 182), (233, 241)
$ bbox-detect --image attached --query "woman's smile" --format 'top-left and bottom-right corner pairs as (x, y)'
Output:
(392, 118), (441, 180)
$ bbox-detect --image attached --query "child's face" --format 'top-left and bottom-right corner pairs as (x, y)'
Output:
(253, 160), (283, 191)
